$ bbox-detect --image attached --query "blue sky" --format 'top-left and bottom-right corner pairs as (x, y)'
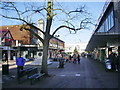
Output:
(52, 2), (105, 44)
(0, 1), (105, 44)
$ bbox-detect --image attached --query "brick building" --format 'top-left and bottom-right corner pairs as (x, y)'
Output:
(0, 25), (38, 61)
(0, 24), (65, 61)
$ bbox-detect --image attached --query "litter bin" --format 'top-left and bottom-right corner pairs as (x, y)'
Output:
(2, 64), (9, 75)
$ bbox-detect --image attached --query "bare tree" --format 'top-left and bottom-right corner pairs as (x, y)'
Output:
(0, 0), (94, 75)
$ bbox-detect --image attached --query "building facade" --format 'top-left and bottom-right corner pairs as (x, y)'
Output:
(86, 0), (120, 62)
(0, 23), (65, 61)
(0, 29), (15, 61)
(49, 37), (65, 59)
(0, 25), (38, 61)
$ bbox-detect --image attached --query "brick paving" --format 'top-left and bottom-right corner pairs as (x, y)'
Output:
(1, 57), (119, 89)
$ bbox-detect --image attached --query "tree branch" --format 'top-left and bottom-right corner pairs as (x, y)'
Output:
(68, 5), (87, 15)
(51, 25), (82, 38)
(0, 14), (45, 35)
(51, 17), (94, 38)
(53, 8), (70, 17)
(21, 7), (47, 15)
(10, 2), (21, 19)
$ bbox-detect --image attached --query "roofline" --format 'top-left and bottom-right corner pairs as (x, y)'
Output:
(94, 1), (113, 33)
(0, 24), (25, 27)
(52, 37), (65, 43)
(0, 25), (65, 43)
(0, 29), (14, 40)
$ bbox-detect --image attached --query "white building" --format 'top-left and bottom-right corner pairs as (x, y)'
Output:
(37, 19), (44, 48)
(65, 42), (87, 55)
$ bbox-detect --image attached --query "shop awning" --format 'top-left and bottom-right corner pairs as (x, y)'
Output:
(85, 33), (120, 51)
(13, 45), (38, 51)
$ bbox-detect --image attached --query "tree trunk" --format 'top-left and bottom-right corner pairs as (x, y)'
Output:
(40, 0), (53, 75)
(41, 37), (49, 75)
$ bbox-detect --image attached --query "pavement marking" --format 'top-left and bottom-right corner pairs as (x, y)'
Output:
(59, 75), (66, 76)
(75, 74), (81, 76)
(58, 73), (81, 77)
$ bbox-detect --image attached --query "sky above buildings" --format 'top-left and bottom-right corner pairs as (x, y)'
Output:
(54, 2), (105, 44)
(0, 0), (106, 44)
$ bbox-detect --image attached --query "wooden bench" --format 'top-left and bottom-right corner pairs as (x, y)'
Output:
(17, 67), (36, 84)
(27, 68), (45, 85)
(19, 67), (33, 76)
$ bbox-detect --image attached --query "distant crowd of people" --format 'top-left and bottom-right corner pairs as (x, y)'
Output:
(56, 51), (120, 71)
(57, 53), (81, 68)
(69, 54), (81, 64)
(2, 50), (119, 78)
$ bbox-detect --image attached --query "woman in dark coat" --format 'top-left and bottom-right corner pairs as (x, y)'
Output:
(77, 54), (80, 64)
(108, 52), (117, 71)
(116, 54), (120, 71)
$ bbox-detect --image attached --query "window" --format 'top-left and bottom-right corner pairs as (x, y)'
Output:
(106, 9), (114, 32)
(105, 18), (109, 31)
(108, 15), (111, 30)
(101, 23), (104, 32)
(104, 20), (106, 32)
(97, 8), (114, 33)
(110, 10), (114, 28)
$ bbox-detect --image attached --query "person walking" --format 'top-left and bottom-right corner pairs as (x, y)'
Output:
(77, 54), (81, 64)
(69, 55), (72, 63)
(114, 53), (119, 71)
(116, 53), (120, 72)
(73, 54), (77, 64)
(16, 54), (25, 78)
(2, 53), (8, 62)
(58, 54), (64, 68)
(108, 52), (116, 71)
(112, 53), (117, 71)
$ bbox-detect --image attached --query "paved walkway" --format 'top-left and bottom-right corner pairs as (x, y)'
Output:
(1, 57), (119, 89)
